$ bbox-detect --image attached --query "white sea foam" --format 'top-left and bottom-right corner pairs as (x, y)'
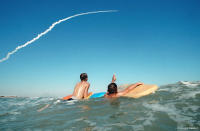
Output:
(93, 127), (112, 131)
(9, 100), (29, 106)
(143, 102), (197, 127)
(74, 117), (84, 122)
(66, 100), (78, 105)
(84, 119), (97, 126)
(9, 111), (21, 115)
(165, 86), (181, 93)
(143, 112), (156, 126)
(178, 90), (200, 99)
(158, 88), (170, 92)
(182, 105), (199, 115)
(128, 111), (156, 130)
(180, 81), (199, 87)
(159, 81), (200, 93)
(130, 124), (144, 131)
(29, 96), (40, 99)
(9, 116), (17, 121)
(53, 100), (61, 104)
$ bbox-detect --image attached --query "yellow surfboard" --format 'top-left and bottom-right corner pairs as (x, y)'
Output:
(120, 84), (159, 98)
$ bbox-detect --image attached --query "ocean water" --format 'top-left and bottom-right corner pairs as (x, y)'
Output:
(0, 81), (200, 131)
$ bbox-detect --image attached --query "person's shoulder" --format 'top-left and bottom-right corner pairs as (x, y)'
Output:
(104, 93), (109, 98)
(87, 83), (90, 88)
(83, 82), (90, 87)
(75, 82), (80, 86)
(104, 94), (119, 98)
(116, 92), (123, 97)
(86, 82), (90, 85)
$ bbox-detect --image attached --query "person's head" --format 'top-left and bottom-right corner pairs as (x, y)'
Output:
(80, 73), (88, 81)
(107, 83), (118, 95)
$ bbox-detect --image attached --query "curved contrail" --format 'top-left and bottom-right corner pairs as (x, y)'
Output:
(0, 10), (118, 63)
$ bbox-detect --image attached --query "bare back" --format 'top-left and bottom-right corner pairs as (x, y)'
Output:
(72, 81), (90, 99)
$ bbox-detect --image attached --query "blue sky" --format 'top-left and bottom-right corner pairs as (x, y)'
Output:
(0, 0), (200, 97)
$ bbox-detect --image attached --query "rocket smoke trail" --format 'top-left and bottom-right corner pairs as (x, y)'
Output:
(0, 10), (117, 63)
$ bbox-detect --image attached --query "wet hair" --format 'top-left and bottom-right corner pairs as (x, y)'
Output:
(107, 83), (118, 95)
(80, 73), (88, 81)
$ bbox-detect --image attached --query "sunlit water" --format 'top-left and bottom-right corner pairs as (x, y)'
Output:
(0, 81), (200, 131)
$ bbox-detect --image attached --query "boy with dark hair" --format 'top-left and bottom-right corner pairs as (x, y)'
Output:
(71, 73), (90, 99)
(104, 74), (143, 98)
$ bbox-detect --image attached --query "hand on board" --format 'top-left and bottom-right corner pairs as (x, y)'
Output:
(136, 82), (143, 86)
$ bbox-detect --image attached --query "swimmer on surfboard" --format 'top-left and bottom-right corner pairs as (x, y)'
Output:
(104, 74), (143, 98)
(37, 73), (91, 112)
(69, 73), (91, 100)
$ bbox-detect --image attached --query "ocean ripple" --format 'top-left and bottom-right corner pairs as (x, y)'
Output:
(0, 81), (200, 130)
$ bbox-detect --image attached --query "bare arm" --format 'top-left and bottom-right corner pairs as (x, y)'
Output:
(72, 83), (78, 96)
(83, 83), (90, 98)
(117, 83), (143, 96)
(111, 74), (116, 83)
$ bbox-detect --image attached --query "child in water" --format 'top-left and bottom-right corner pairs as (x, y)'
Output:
(104, 74), (143, 98)
(71, 73), (91, 100)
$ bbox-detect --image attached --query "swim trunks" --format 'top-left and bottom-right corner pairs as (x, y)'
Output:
(67, 96), (78, 101)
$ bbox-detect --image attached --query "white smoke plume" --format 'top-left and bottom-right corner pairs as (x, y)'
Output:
(0, 10), (117, 63)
